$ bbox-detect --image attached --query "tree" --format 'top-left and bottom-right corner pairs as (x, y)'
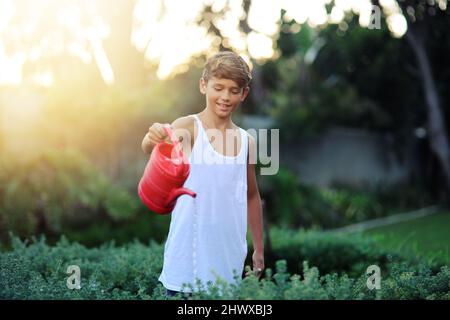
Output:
(264, 0), (450, 199)
(391, 0), (450, 199)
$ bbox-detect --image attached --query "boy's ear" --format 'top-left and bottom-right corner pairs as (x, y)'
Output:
(240, 86), (250, 102)
(199, 78), (207, 94)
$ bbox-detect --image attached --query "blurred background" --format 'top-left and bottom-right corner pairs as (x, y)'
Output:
(1, 0), (449, 270)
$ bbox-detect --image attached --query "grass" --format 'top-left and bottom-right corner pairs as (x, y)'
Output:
(359, 212), (450, 265)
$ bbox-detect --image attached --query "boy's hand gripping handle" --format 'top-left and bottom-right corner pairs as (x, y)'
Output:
(163, 125), (184, 161)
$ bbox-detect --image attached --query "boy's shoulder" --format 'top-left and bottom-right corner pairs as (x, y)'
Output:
(171, 115), (195, 130)
(170, 115), (196, 143)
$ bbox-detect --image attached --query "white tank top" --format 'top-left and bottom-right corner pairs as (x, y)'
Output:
(158, 114), (248, 293)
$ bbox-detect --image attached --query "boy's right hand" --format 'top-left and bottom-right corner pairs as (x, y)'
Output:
(147, 122), (171, 146)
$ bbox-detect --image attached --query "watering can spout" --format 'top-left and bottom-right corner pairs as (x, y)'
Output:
(164, 187), (197, 207)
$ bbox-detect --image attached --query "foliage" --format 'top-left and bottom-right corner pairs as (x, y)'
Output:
(262, 167), (434, 229)
(0, 149), (138, 242)
(1, 233), (448, 300)
(0, 148), (175, 248)
(61, 211), (170, 248)
(364, 212), (450, 265)
(268, 227), (404, 277)
(0, 148), (435, 248)
(0, 235), (163, 300)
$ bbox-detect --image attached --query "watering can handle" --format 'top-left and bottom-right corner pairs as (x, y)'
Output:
(163, 125), (184, 159)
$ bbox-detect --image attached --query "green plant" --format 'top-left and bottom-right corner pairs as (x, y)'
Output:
(1, 234), (449, 300)
(0, 149), (138, 243)
(268, 227), (397, 277)
(262, 167), (435, 230)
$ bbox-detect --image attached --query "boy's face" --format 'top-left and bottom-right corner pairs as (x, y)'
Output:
(199, 76), (249, 119)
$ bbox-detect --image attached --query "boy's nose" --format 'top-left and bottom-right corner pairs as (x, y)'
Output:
(220, 92), (230, 101)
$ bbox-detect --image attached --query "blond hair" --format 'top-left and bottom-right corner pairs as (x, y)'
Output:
(202, 51), (252, 88)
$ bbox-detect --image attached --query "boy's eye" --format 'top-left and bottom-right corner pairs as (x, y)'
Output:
(213, 86), (240, 94)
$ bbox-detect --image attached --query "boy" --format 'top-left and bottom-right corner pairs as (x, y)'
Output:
(141, 51), (264, 297)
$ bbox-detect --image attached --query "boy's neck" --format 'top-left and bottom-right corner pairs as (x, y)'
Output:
(199, 107), (234, 131)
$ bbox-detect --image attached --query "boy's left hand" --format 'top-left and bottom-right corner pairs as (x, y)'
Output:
(245, 250), (264, 278)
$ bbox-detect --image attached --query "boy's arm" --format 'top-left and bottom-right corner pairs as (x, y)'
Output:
(141, 132), (155, 155)
(246, 134), (264, 278)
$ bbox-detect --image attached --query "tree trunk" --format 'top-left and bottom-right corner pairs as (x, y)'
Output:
(239, 0), (268, 114)
(250, 64), (268, 113)
(405, 28), (450, 199)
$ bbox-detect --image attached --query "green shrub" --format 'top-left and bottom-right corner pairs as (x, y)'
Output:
(1, 234), (449, 300)
(262, 167), (435, 229)
(0, 234), (163, 300)
(264, 167), (303, 227)
(267, 227), (432, 277)
(62, 211), (170, 247)
(0, 149), (138, 242)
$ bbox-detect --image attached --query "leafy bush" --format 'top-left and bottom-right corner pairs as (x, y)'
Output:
(262, 167), (435, 229)
(1, 233), (449, 300)
(0, 235), (163, 300)
(0, 149), (138, 242)
(263, 167), (303, 227)
(267, 227), (407, 278)
(366, 183), (435, 213)
(62, 211), (170, 247)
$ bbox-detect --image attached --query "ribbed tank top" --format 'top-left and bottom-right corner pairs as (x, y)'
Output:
(158, 114), (248, 293)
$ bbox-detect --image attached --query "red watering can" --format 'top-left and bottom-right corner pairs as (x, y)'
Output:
(138, 125), (196, 214)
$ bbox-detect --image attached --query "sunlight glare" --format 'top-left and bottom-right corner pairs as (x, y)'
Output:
(133, 0), (213, 79)
(387, 13), (408, 38)
(247, 31), (274, 60)
(248, 0), (280, 36)
(0, 41), (25, 85)
(0, 0), (412, 84)
(0, 0), (15, 32)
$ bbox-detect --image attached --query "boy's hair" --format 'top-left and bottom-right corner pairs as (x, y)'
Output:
(202, 51), (252, 88)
